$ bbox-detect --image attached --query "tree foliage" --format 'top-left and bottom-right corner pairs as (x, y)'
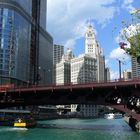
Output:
(119, 9), (140, 59)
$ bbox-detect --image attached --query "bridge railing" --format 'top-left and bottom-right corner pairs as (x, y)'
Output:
(2, 78), (140, 91)
(0, 84), (15, 92)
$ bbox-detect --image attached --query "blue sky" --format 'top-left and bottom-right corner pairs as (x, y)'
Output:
(47, 0), (140, 79)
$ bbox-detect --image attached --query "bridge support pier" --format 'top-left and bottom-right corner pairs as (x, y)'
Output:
(135, 122), (140, 133)
(124, 115), (140, 133)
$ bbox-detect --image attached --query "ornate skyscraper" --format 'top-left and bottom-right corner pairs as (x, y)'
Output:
(85, 24), (105, 82)
(85, 25), (97, 58)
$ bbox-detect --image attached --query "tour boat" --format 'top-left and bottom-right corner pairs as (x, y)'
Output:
(114, 113), (123, 119)
(104, 113), (115, 119)
(104, 113), (123, 119)
(14, 118), (36, 128)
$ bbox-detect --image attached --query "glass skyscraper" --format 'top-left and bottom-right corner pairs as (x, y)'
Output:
(0, 0), (53, 85)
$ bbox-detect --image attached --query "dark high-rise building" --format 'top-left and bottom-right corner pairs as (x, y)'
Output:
(0, 0), (53, 85)
(132, 57), (140, 79)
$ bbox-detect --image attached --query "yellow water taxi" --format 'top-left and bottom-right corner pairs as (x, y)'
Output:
(14, 118), (36, 128)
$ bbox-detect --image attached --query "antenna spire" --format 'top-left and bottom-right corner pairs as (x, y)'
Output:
(88, 18), (92, 27)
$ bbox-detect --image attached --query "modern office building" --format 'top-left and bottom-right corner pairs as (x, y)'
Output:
(132, 57), (140, 79)
(98, 55), (105, 82)
(53, 44), (64, 65)
(104, 67), (110, 82)
(53, 44), (64, 84)
(80, 104), (99, 117)
(0, 0), (53, 85)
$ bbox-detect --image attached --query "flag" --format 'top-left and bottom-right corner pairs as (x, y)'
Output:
(119, 42), (127, 49)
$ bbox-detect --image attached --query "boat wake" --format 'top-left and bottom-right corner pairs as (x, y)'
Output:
(0, 127), (28, 132)
(12, 127), (28, 131)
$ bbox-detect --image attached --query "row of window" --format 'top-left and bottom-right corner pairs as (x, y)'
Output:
(0, 70), (9, 75)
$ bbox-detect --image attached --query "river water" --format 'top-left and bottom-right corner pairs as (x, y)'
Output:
(0, 118), (140, 140)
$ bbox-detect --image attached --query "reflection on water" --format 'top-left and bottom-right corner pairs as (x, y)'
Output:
(0, 118), (140, 140)
(37, 123), (131, 131)
(38, 118), (131, 131)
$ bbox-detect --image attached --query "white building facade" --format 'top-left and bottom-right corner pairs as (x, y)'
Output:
(56, 48), (73, 85)
(71, 54), (97, 84)
(55, 25), (105, 117)
(71, 104), (78, 112)
(56, 60), (71, 84)
(53, 44), (64, 84)
(70, 24), (105, 117)
(85, 25), (105, 82)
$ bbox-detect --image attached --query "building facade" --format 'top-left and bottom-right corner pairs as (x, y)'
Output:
(55, 48), (73, 85)
(104, 67), (110, 82)
(53, 44), (64, 65)
(85, 25), (105, 82)
(56, 60), (71, 85)
(85, 25), (97, 58)
(132, 57), (140, 79)
(71, 54), (99, 117)
(98, 55), (105, 82)
(123, 70), (132, 80)
(54, 24), (105, 117)
(0, 0), (53, 85)
(71, 54), (97, 84)
(75, 24), (104, 117)
(80, 104), (99, 117)
(53, 44), (64, 84)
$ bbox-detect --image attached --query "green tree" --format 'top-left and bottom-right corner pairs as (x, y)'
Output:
(119, 9), (140, 62)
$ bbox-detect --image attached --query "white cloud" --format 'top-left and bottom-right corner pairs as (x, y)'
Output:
(109, 47), (130, 61)
(122, 0), (135, 12)
(118, 24), (140, 41)
(105, 59), (109, 66)
(109, 47), (131, 80)
(47, 0), (118, 49)
(114, 23), (140, 52)
(110, 70), (119, 80)
(65, 39), (76, 49)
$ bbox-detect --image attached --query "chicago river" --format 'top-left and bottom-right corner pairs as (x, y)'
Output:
(0, 118), (139, 140)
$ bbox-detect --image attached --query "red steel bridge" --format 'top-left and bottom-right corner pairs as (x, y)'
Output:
(1, 79), (140, 121)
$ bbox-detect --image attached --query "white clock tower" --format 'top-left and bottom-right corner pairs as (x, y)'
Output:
(85, 24), (105, 82)
(85, 25), (98, 58)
